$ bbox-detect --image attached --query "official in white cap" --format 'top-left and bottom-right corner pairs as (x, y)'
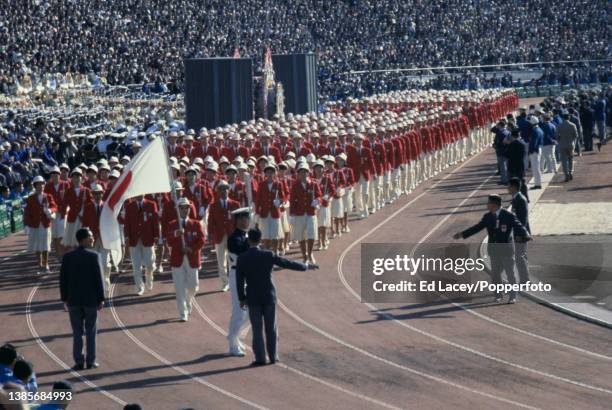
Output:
(167, 197), (206, 322)
(24, 176), (57, 274)
(226, 207), (252, 356)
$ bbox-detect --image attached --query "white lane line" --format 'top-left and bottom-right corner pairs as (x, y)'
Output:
(336, 157), (612, 395)
(109, 283), (269, 410)
(277, 300), (539, 410)
(26, 281), (127, 406)
(191, 300), (402, 410)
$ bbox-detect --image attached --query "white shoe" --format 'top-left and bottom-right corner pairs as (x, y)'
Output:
(136, 286), (145, 296)
(229, 349), (246, 357)
(146, 281), (153, 292)
(221, 284), (230, 292)
(179, 314), (188, 322)
(345, 226), (350, 233)
(156, 266), (164, 274)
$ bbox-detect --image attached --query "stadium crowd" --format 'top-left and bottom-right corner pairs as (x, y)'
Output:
(1, 0), (610, 99)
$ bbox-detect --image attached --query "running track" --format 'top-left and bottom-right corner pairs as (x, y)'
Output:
(1, 115), (611, 409)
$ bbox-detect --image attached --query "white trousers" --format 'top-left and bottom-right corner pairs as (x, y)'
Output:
(130, 242), (155, 290)
(353, 176), (369, 213)
(215, 235), (229, 287)
(172, 256), (199, 319)
(227, 264), (249, 352)
(529, 149), (543, 186)
(542, 145), (557, 173)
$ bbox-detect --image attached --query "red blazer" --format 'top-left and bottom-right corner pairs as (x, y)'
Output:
(255, 179), (287, 218)
(168, 144), (186, 159)
(207, 198), (239, 244)
(184, 182), (213, 217)
(199, 144), (220, 161)
(123, 199), (159, 247)
(274, 143), (293, 159)
(228, 180), (249, 207)
(312, 144), (330, 157)
(251, 145), (282, 164)
(290, 178), (322, 216)
(370, 141), (387, 176)
(347, 145), (375, 181)
(316, 174), (336, 206)
(81, 199), (104, 239)
(328, 169), (347, 199)
(44, 181), (68, 217)
(167, 217), (206, 268)
(161, 198), (197, 238)
(221, 145), (250, 162)
(24, 193), (57, 228)
(183, 144), (204, 161)
(64, 185), (92, 223)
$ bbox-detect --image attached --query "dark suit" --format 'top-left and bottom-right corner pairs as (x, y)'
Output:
(237, 246), (307, 363)
(511, 193), (530, 283)
(60, 246), (105, 366)
(506, 138), (529, 200)
(461, 209), (528, 298)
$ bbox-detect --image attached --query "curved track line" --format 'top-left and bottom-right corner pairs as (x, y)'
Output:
(277, 300), (540, 410)
(26, 281), (127, 406)
(191, 300), (402, 410)
(108, 283), (269, 410)
(336, 159), (612, 395)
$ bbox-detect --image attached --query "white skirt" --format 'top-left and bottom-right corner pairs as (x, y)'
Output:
(343, 190), (353, 214)
(51, 217), (65, 239)
(62, 219), (82, 247)
(259, 216), (283, 240)
(292, 215), (318, 241)
(317, 206), (331, 228)
(28, 225), (52, 252)
(281, 212), (291, 233)
(331, 198), (344, 219)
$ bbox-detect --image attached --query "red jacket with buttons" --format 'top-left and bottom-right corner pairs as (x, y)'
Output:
(24, 193), (57, 229)
(123, 199), (160, 247)
(207, 198), (239, 244)
(81, 199), (104, 240)
(255, 179), (287, 218)
(167, 217), (206, 268)
(64, 185), (93, 223)
(290, 178), (322, 216)
(44, 181), (68, 218)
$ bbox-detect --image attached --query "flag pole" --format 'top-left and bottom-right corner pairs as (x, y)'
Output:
(161, 135), (185, 248)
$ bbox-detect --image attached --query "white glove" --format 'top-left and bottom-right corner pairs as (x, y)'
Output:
(43, 207), (52, 218)
(323, 194), (329, 202)
(311, 199), (319, 208)
(338, 188), (345, 197)
(273, 199), (281, 208)
(199, 206), (206, 218)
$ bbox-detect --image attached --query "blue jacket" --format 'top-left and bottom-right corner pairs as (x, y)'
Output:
(540, 121), (557, 145)
(517, 116), (531, 143)
(236, 246), (307, 305)
(528, 126), (544, 153)
(594, 98), (606, 121)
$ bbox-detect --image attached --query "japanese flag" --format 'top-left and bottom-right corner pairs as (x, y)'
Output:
(100, 137), (171, 262)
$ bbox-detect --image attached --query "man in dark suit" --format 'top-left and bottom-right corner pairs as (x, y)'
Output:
(506, 128), (529, 201)
(60, 228), (105, 370)
(236, 228), (318, 366)
(453, 195), (531, 304)
(508, 178), (530, 284)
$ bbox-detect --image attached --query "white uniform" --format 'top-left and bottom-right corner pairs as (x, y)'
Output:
(227, 231), (250, 355)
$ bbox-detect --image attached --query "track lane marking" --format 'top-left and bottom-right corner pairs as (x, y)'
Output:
(191, 300), (402, 410)
(336, 153), (612, 395)
(109, 282), (269, 410)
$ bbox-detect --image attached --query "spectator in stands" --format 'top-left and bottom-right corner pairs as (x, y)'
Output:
(0, 343), (18, 385)
(12, 358), (38, 394)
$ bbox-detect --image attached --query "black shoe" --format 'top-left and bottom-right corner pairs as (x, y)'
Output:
(564, 176), (570, 182)
(72, 363), (84, 371)
(86, 362), (100, 369)
(569, 174), (573, 180)
(530, 185), (542, 190)
(249, 361), (266, 367)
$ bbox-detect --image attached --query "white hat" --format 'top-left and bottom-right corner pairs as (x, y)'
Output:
(177, 197), (191, 207)
(110, 170), (121, 179)
(91, 183), (105, 193)
(297, 162), (310, 172)
(32, 175), (45, 185)
(49, 166), (61, 174)
(173, 181), (184, 190)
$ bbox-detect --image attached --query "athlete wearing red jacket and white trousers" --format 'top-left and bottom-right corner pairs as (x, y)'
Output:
(207, 181), (239, 291)
(167, 198), (206, 322)
(124, 196), (159, 295)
